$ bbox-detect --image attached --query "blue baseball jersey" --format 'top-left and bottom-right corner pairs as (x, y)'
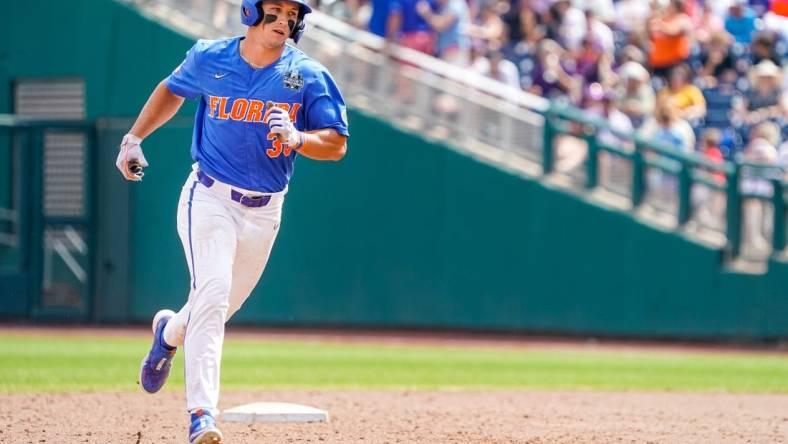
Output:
(166, 37), (349, 192)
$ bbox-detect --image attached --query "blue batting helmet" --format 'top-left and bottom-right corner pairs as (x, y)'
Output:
(240, 0), (313, 43)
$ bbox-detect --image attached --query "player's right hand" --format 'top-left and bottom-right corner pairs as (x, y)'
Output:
(116, 133), (149, 181)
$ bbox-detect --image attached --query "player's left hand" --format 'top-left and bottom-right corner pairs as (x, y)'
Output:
(267, 107), (304, 148)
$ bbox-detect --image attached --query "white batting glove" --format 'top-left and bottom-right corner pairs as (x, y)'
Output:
(116, 133), (149, 181)
(267, 107), (304, 148)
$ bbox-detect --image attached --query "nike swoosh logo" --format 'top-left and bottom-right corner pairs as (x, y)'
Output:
(214, 73), (229, 79)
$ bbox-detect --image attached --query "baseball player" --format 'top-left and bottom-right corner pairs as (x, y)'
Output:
(116, 1), (348, 442)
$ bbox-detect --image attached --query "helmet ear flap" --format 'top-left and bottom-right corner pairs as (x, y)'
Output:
(241, 0), (264, 26)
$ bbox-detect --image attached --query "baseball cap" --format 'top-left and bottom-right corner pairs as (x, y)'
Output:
(618, 61), (650, 82)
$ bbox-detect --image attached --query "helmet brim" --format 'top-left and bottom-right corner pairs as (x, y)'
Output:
(263, 0), (312, 15)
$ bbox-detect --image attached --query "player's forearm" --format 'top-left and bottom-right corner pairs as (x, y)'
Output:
(129, 80), (185, 139)
(296, 129), (347, 161)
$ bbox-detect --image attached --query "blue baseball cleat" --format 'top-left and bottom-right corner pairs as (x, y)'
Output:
(189, 409), (223, 444)
(138, 309), (177, 394)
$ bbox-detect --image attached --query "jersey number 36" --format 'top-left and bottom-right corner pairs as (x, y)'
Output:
(266, 132), (293, 158)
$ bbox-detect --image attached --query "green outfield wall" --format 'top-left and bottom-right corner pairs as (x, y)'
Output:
(2, 0), (787, 338)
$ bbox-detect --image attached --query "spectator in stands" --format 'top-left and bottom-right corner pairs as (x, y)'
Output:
(465, 1), (506, 51)
(639, 98), (696, 208)
(750, 0), (772, 16)
(681, 0), (701, 19)
(693, 0), (724, 46)
(586, 85), (633, 147)
(648, 0), (693, 78)
(473, 49), (521, 89)
(699, 32), (736, 82)
(701, 67), (743, 158)
(416, 0), (470, 64)
(764, 0), (788, 42)
(699, 128), (726, 183)
(548, 0), (586, 51)
(367, 0), (393, 36)
(584, 85), (635, 192)
(574, 0), (616, 24)
(693, 128), (726, 227)
(574, 37), (616, 91)
(583, 8), (615, 55)
(724, 0), (758, 44)
(750, 32), (783, 66)
(657, 64), (707, 122)
(707, 0), (735, 19)
(778, 137), (788, 177)
(527, 38), (578, 101)
(615, 0), (651, 37)
(500, 0), (538, 45)
(740, 128), (780, 251)
(622, 15), (651, 53)
(335, 0), (374, 29)
(749, 121), (783, 153)
(639, 97), (696, 153)
(615, 61), (655, 128)
(387, 0), (436, 54)
(619, 44), (647, 66)
(740, 60), (786, 127)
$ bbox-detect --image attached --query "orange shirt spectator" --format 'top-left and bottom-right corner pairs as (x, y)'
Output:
(648, 0), (693, 71)
(773, 0), (788, 16)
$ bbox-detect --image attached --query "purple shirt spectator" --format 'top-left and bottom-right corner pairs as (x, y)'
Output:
(530, 60), (575, 99)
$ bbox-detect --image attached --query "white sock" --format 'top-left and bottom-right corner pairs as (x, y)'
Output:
(162, 315), (187, 348)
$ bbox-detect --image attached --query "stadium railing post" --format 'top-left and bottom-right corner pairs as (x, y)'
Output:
(631, 141), (645, 208)
(677, 162), (692, 226)
(771, 178), (786, 254)
(725, 164), (741, 261)
(541, 107), (554, 175)
(585, 132), (598, 190)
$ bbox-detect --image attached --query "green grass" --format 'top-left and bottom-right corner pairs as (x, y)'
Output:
(1, 333), (787, 393)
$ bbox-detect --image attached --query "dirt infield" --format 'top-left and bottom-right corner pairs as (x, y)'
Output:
(3, 326), (788, 443)
(3, 389), (787, 443)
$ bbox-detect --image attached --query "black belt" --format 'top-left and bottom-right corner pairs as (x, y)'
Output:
(196, 170), (272, 208)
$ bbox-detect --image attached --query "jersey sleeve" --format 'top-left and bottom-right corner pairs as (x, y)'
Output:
(303, 66), (349, 136)
(165, 41), (204, 100)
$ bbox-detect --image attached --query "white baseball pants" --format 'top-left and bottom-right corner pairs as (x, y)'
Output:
(162, 165), (284, 414)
